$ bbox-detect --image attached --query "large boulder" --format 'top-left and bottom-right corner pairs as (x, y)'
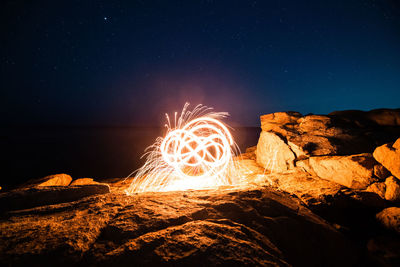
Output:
(373, 138), (400, 179)
(307, 154), (377, 189)
(376, 207), (400, 234)
(385, 176), (400, 202)
(256, 131), (295, 172)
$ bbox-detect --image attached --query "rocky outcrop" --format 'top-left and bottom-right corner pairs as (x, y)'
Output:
(376, 207), (400, 234)
(373, 138), (400, 179)
(256, 109), (400, 192)
(0, 184), (358, 266)
(329, 108), (400, 127)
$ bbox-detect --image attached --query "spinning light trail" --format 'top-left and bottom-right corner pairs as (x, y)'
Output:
(126, 103), (240, 194)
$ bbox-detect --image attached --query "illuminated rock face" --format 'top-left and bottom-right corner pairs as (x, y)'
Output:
(256, 108), (400, 190)
(256, 131), (295, 172)
(373, 138), (400, 179)
(307, 154), (377, 189)
(384, 176), (400, 202)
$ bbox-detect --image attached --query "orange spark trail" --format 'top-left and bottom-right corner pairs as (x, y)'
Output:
(125, 103), (241, 194)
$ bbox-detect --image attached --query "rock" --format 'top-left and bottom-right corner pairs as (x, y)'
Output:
(257, 109), (400, 164)
(307, 153), (377, 189)
(373, 138), (400, 178)
(366, 182), (386, 199)
(330, 108), (400, 127)
(366, 108), (400, 126)
(395, 138), (400, 149)
(376, 207), (400, 234)
(374, 164), (390, 180)
(385, 176), (400, 202)
(367, 235), (400, 266)
(238, 146), (257, 160)
(262, 169), (344, 207)
(0, 187), (359, 266)
(19, 173), (72, 188)
(261, 111), (302, 125)
(70, 178), (99, 186)
(296, 159), (318, 176)
(0, 184), (110, 213)
(256, 131), (295, 173)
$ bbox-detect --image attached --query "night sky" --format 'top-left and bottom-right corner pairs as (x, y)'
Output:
(2, 0), (400, 127)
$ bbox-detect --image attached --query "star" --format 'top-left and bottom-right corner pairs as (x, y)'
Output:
(104, 17), (108, 21)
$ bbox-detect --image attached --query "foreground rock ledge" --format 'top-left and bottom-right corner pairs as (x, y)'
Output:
(0, 186), (358, 266)
(0, 184), (110, 214)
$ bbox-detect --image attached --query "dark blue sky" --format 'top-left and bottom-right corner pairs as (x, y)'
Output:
(1, 0), (400, 126)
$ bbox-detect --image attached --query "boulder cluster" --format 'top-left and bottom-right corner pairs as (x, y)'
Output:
(240, 108), (400, 265)
(249, 109), (400, 199)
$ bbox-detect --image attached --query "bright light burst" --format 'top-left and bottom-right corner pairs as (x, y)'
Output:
(125, 103), (241, 194)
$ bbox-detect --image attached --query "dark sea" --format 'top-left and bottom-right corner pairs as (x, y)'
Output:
(2, 126), (260, 189)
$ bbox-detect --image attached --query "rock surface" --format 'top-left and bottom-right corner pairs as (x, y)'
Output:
(374, 164), (391, 180)
(366, 182), (386, 199)
(307, 153), (377, 189)
(330, 108), (400, 126)
(373, 138), (400, 179)
(256, 131), (295, 172)
(0, 184), (358, 266)
(376, 207), (400, 234)
(385, 176), (400, 202)
(0, 184), (110, 214)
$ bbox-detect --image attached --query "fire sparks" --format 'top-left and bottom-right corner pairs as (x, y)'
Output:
(125, 103), (241, 194)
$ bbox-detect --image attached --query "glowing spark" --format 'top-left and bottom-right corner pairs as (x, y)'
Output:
(126, 103), (241, 194)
